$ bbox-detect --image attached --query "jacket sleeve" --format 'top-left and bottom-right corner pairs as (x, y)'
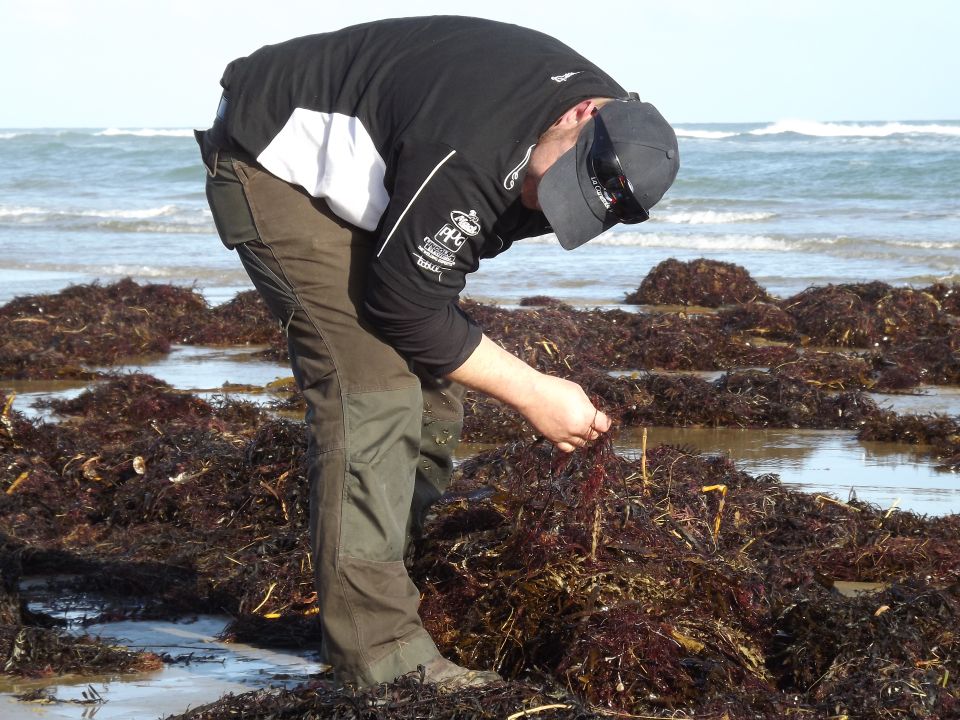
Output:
(363, 279), (482, 376)
(365, 141), (498, 376)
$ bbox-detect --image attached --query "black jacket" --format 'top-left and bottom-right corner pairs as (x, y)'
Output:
(217, 16), (626, 374)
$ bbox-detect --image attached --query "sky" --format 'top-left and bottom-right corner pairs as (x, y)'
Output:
(0, 0), (957, 128)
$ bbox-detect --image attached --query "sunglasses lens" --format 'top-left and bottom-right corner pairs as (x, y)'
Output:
(589, 115), (650, 224)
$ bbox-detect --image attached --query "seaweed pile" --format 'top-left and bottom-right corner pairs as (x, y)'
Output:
(0, 378), (317, 643)
(624, 257), (773, 307)
(0, 397), (163, 677)
(1, 260), (959, 717)
(463, 298), (799, 376)
(413, 439), (959, 718)
(168, 674), (602, 720)
(3, 374), (958, 717)
(0, 279), (283, 379)
(3, 268), (956, 394)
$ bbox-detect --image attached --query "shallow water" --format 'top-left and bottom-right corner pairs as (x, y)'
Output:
(4, 345), (291, 420)
(871, 385), (960, 416)
(616, 426), (959, 516)
(1, 577), (327, 718)
(95, 345), (289, 395)
(0, 614), (326, 719)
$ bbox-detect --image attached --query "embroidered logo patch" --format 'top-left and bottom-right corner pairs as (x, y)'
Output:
(414, 209), (481, 280)
(450, 209), (481, 236)
(550, 71), (581, 83)
(412, 252), (445, 280)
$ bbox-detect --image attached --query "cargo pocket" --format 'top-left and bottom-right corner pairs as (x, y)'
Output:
(204, 157), (260, 248)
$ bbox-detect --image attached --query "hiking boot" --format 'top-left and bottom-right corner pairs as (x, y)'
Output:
(418, 656), (502, 692)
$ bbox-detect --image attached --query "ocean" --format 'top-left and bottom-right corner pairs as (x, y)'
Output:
(1, 119), (958, 306)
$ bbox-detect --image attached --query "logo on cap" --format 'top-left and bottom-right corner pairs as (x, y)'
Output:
(590, 177), (611, 211)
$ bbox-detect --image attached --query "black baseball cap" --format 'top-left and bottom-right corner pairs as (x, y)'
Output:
(539, 98), (679, 250)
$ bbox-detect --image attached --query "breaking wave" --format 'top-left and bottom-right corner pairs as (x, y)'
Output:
(676, 119), (960, 140)
(97, 128), (195, 138)
(657, 211), (775, 224)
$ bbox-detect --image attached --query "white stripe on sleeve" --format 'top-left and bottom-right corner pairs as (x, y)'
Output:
(376, 150), (457, 258)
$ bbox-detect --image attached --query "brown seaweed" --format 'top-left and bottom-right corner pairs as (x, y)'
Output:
(719, 300), (799, 342)
(625, 258), (773, 307)
(165, 674), (604, 720)
(413, 439), (959, 717)
(2, 267), (959, 717)
(780, 284), (950, 348)
(0, 278), (207, 380)
(859, 411), (960, 470)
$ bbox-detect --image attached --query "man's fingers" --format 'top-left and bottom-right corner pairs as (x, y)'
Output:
(584, 409), (612, 441)
(592, 410), (612, 433)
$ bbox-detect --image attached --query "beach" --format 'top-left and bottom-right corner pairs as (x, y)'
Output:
(2, 120), (959, 718)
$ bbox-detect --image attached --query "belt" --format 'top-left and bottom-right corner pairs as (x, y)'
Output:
(209, 93), (232, 149)
(215, 93), (229, 123)
(198, 93), (267, 175)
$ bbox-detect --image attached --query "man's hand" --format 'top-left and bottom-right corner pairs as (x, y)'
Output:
(515, 373), (611, 452)
(446, 334), (612, 452)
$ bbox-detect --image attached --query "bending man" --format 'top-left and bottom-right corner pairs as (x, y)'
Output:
(197, 16), (679, 690)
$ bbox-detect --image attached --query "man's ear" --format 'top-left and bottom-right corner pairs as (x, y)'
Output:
(552, 99), (600, 128)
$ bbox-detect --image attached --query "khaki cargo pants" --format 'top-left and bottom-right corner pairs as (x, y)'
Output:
(201, 140), (464, 686)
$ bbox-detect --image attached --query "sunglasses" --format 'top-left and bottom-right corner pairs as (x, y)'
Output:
(588, 112), (650, 224)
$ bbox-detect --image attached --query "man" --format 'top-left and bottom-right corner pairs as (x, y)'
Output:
(197, 16), (679, 690)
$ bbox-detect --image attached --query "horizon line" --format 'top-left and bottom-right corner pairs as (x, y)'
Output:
(2, 117), (960, 131)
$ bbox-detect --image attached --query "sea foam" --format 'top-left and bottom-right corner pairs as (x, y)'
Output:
(0, 206), (47, 218)
(674, 129), (739, 139)
(0, 205), (181, 221)
(675, 119), (960, 139)
(749, 120), (960, 138)
(97, 128), (196, 138)
(657, 211), (775, 224)
(79, 206), (179, 219)
(591, 232), (792, 251)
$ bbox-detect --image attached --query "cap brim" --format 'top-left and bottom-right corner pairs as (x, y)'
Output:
(538, 123), (616, 250)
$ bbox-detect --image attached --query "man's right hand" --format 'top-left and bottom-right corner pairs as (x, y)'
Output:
(446, 334), (611, 452)
(515, 373), (611, 452)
